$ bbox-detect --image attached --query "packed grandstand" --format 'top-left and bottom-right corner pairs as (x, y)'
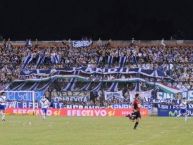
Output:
(1, 39), (193, 115)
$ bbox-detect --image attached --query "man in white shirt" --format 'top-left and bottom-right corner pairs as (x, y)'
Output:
(177, 98), (188, 122)
(0, 93), (6, 121)
(40, 96), (50, 119)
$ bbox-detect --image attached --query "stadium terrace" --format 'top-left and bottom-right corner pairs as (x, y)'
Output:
(0, 39), (193, 115)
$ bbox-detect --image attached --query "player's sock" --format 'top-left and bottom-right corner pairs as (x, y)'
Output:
(134, 122), (139, 129)
(177, 113), (181, 117)
(2, 113), (5, 121)
(185, 115), (188, 122)
(44, 112), (47, 119)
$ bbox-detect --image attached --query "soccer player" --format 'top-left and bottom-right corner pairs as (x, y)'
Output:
(177, 98), (188, 122)
(40, 96), (50, 119)
(126, 93), (141, 129)
(0, 92), (6, 121)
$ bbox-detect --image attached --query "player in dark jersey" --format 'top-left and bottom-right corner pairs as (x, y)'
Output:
(126, 93), (141, 129)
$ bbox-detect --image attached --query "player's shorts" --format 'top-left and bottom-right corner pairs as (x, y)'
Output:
(0, 105), (5, 110)
(42, 108), (48, 114)
(180, 109), (187, 114)
(132, 111), (141, 119)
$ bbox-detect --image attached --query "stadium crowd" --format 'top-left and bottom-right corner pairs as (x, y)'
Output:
(1, 39), (193, 91)
(1, 39), (193, 109)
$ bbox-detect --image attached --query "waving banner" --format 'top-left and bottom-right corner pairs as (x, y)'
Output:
(6, 91), (43, 101)
(104, 91), (124, 100)
(129, 90), (152, 102)
(72, 40), (92, 48)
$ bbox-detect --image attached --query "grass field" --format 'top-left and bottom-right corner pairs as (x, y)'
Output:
(0, 116), (193, 145)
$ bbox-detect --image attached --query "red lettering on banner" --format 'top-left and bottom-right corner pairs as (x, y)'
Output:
(6, 108), (148, 117)
(100, 110), (107, 116)
(95, 110), (100, 116)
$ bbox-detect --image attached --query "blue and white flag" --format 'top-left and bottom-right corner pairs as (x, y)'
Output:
(91, 82), (102, 92)
(133, 55), (138, 64)
(108, 82), (118, 92)
(119, 56), (127, 67)
(23, 54), (33, 69)
(51, 53), (60, 64)
(36, 52), (45, 66)
(72, 40), (92, 48)
(107, 56), (113, 66)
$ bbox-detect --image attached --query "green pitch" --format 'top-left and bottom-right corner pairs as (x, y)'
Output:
(0, 116), (193, 145)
